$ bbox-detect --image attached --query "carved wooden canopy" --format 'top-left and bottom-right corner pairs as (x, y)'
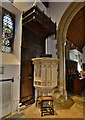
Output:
(22, 5), (56, 40)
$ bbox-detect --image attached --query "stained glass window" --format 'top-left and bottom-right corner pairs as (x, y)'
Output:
(1, 9), (15, 53)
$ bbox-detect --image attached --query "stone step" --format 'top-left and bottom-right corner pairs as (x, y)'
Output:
(53, 91), (62, 99)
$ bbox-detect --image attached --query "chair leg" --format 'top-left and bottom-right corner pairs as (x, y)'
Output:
(36, 100), (37, 107)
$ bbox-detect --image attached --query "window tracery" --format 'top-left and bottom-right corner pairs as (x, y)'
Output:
(1, 9), (15, 53)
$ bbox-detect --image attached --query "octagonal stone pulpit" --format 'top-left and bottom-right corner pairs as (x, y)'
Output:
(32, 57), (59, 98)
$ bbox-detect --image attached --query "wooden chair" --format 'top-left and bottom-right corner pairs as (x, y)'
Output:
(36, 96), (54, 116)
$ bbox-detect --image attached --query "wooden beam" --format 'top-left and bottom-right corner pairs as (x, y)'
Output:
(42, 2), (49, 8)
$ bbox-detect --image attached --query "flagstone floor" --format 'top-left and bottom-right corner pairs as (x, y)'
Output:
(6, 95), (85, 119)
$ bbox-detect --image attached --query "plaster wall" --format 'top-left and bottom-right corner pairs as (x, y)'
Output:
(0, 1), (22, 118)
(2, 65), (20, 112)
(70, 49), (83, 72)
(45, 2), (71, 59)
(46, 36), (57, 58)
(49, 2), (71, 25)
(13, 0), (47, 14)
(0, 1), (47, 118)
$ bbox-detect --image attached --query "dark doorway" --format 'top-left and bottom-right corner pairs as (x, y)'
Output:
(20, 26), (45, 104)
(65, 59), (77, 94)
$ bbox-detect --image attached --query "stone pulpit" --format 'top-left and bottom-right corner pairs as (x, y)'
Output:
(32, 58), (59, 99)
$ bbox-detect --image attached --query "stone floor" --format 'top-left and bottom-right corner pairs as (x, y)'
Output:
(6, 95), (85, 119)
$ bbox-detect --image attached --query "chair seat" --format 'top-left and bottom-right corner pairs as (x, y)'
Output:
(36, 96), (54, 116)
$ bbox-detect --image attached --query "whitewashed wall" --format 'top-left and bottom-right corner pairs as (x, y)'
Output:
(45, 2), (71, 58)
(48, 2), (85, 69)
(49, 2), (71, 25)
(69, 49), (83, 72)
(46, 36), (57, 58)
(0, 1), (22, 118)
(13, 0), (47, 13)
(0, 1), (47, 118)
(2, 65), (20, 112)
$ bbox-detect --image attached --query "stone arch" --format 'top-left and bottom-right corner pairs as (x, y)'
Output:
(57, 2), (84, 96)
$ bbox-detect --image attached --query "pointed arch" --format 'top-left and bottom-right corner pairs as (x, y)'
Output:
(58, 2), (84, 42)
(57, 2), (84, 96)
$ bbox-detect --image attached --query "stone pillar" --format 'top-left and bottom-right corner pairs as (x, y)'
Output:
(57, 37), (67, 97)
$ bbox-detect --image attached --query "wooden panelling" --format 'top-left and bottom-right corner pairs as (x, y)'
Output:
(42, 2), (49, 8)
(82, 63), (85, 71)
(22, 5), (56, 40)
(74, 78), (85, 95)
(66, 59), (77, 93)
(20, 27), (45, 104)
(67, 6), (85, 52)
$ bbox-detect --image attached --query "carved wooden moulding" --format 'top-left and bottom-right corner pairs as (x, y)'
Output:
(22, 5), (56, 39)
